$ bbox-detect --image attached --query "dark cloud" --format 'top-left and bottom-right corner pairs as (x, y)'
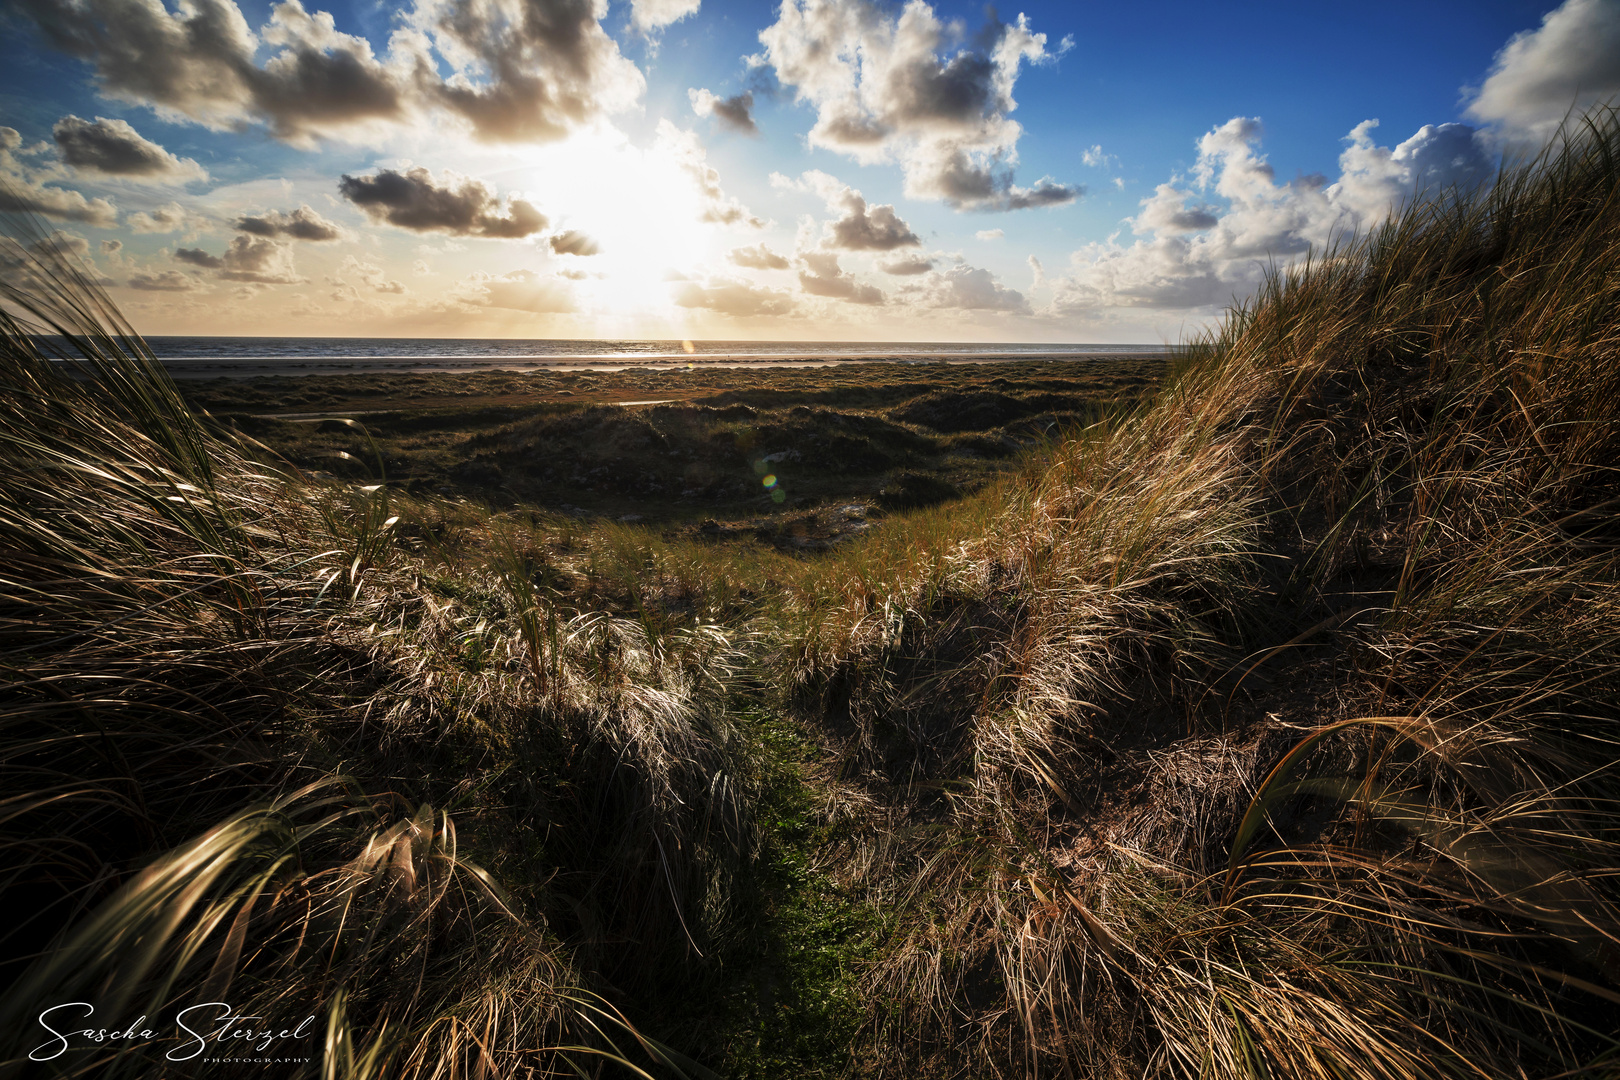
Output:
(797, 250), (884, 305)
(175, 234), (304, 283)
(235, 204), (345, 241)
(127, 268), (200, 290)
(673, 276), (795, 316)
(549, 229), (600, 256)
(690, 88), (758, 135)
(12, 0), (643, 146)
(338, 167), (547, 238)
(878, 253), (934, 275)
(828, 196), (919, 250)
(408, 0), (645, 143)
(756, 0), (1078, 211)
(14, 0), (407, 145)
(174, 247), (222, 269)
(52, 115), (206, 181)
(729, 243), (789, 270)
(0, 127), (120, 226)
(919, 145), (1080, 210)
(790, 172), (921, 250)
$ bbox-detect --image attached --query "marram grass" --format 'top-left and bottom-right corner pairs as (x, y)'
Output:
(3, 108), (1620, 1079)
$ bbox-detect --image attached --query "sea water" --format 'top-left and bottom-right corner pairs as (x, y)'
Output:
(129, 337), (1166, 378)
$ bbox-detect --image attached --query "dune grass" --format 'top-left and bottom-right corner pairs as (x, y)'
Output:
(4, 107), (1620, 1078)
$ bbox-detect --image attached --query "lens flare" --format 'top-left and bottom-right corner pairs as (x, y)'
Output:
(682, 340), (696, 354)
(762, 474), (777, 488)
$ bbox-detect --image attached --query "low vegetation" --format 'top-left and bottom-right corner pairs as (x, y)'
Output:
(3, 107), (1619, 1078)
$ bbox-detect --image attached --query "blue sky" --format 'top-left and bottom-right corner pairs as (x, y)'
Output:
(2, 0), (1616, 340)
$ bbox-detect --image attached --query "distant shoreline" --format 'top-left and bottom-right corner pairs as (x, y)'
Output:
(132, 350), (1170, 379)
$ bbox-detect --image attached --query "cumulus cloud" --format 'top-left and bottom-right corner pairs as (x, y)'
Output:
(1466, 0), (1620, 146)
(127, 268), (201, 290)
(917, 262), (1027, 312)
(455, 268), (575, 313)
(174, 247), (222, 268)
(755, 0), (1078, 210)
(631, 0), (700, 33)
(975, 228), (1002, 241)
(176, 234), (305, 283)
(339, 167), (546, 237)
(878, 252), (933, 275)
(690, 88), (758, 135)
(222, 237), (301, 282)
(785, 170), (920, 250)
(235, 204), (345, 240)
(1081, 144), (1116, 168)
(673, 275), (795, 316)
(655, 120), (764, 227)
(13, 0), (644, 146)
(729, 242), (790, 269)
(336, 253), (404, 293)
(127, 202), (209, 234)
(51, 115), (207, 182)
(406, 0), (646, 143)
(1048, 117), (1493, 312)
(797, 249), (883, 304)
(549, 229), (600, 255)
(0, 127), (119, 226)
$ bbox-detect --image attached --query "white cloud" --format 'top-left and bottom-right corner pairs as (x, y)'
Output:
(631, 0), (700, 33)
(455, 268), (575, 313)
(1047, 116), (1491, 312)
(754, 0), (1078, 211)
(729, 243), (790, 269)
(915, 262), (1028, 312)
(975, 228), (1003, 241)
(336, 253), (404, 293)
(1466, 0), (1620, 146)
(1081, 144), (1117, 169)
(672, 275), (796, 316)
(654, 121), (764, 227)
(127, 202), (210, 235)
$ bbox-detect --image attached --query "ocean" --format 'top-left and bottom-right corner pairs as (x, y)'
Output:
(130, 337), (1168, 378)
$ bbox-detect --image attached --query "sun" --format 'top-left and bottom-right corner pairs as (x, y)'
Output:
(493, 128), (722, 325)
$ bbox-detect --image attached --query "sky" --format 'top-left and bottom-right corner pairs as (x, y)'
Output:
(1, 0), (1617, 342)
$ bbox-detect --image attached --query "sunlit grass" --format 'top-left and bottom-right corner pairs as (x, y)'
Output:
(4, 104), (1620, 1078)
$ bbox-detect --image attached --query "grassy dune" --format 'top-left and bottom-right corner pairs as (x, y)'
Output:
(3, 108), (1620, 1078)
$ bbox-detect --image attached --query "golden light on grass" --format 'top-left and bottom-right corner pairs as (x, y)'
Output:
(3, 105), (1620, 1079)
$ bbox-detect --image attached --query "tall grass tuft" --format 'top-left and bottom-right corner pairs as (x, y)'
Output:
(768, 108), (1620, 1075)
(0, 195), (741, 1076)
